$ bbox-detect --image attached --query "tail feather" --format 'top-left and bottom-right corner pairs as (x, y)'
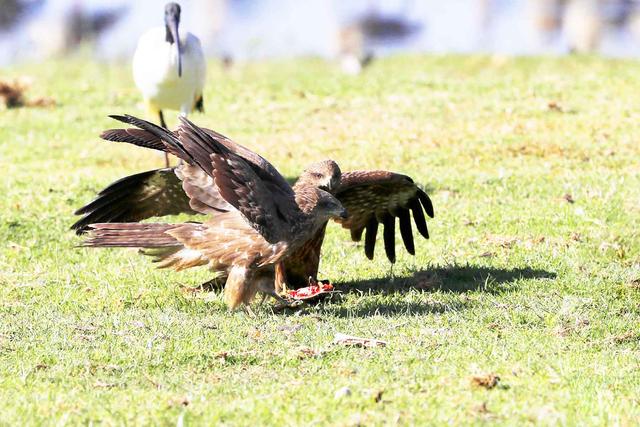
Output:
(82, 223), (180, 248)
(82, 222), (211, 271)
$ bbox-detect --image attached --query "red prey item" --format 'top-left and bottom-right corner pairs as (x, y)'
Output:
(287, 277), (334, 301)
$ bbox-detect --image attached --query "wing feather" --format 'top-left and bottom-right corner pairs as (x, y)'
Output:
(397, 208), (415, 255)
(364, 216), (378, 260)
(77, 115), (298, 244)
(100, 128), (166, 151)
(333, 170), (433, 262)
(350, 227), (364, 242)
(409, 198), (429, 239)
(176, 117), (295, 243)
(71, 168), (195, 234)
(418, 189), (435, 218)
(76, 116), (295, 233)
(382, 213), (396, 263)
(101, 119), (293, 197)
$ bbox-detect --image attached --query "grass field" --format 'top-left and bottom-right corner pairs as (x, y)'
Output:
(1, 55), (639, 425)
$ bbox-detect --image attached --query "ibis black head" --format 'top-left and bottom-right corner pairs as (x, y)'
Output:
(164, 2), (182, 76)
(164, 2), (181, 26)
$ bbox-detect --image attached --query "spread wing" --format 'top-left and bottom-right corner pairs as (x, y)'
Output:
(104, 115), (297, 244)
(333, 170), (434, 263)
(73, 116), (295, 235)
(100, 124), (293, 197)
(71, 168), (196, 234)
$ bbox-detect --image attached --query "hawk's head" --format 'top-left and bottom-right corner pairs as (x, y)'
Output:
(315, 189), (348, 221)
(297, 160), (342, 192)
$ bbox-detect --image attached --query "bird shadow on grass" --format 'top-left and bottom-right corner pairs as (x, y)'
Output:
(338, 264), (556, 295)
(319, 264), (556, 317)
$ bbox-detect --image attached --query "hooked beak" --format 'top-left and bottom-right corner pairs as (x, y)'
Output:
(338, 207), (348, 219)
(167, 15), (182, 77)
(320, 177), (337, 192)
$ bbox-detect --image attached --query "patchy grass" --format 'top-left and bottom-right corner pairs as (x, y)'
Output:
(1, 55), (639, 425)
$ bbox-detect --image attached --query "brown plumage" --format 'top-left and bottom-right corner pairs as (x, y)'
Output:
(78, 115), (347, 309)
(73, 115), (434, 306)
(274, 169), (433, 289)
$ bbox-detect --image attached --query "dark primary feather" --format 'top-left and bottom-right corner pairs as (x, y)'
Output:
(397, 208), (415, 255)
(174, 117), (229, 174)
(101, 117), (294, 197)
(74, 116), (298, 236)
(108, 114), (194, 162)
(350, 227), (364, 242)
(409, 198), (429, 239)
(333, 170), (433, 262)
(364, 216), (378, 260)
(382, 213), (396, 263)
(71, 168), (195, 234)
(417, 189), (434, 218)
(176, 117), (296, 213)
(100, 128), (166, 151)
(108, 116), (287, 242)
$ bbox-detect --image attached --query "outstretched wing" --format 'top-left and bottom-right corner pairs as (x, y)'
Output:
(176, 117), (297, 243)
(333, 170), (434, 262)
(99, 123), (293, 198)
(73, 116), (297, 237)
(71, 168), (196, 234)
(102, 115), (296, 244)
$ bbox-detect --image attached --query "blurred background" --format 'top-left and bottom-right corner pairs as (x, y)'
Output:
(2, 0), (640, 67)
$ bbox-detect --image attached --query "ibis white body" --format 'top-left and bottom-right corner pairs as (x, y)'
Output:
(133, 27), (206, 115)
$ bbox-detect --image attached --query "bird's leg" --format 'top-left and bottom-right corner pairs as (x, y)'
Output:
(274, 262), (290, 295)
(258, 293), (268, 306)
(258, 279), (301, 309)
(259, 281), (287, 304)
(244, 305), (256, 317)
(158, 110), (170, 167)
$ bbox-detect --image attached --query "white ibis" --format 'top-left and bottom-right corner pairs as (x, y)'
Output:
(132, 2), (206, 166)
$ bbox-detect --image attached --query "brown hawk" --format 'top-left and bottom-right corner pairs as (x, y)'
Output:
(73, 115), (434, 307)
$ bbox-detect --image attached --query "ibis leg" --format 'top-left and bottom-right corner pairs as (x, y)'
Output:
(158, 110), (170, 167)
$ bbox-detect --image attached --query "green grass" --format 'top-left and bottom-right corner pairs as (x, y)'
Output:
(1, 55), (639, 425)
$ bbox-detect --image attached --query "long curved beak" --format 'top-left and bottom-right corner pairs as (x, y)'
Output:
(168, 16), (182, 77)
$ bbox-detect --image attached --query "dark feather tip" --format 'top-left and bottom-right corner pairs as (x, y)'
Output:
(418, 189), (434, 218)
(364, 217), (378, 260)
(382, 213), (396, 263)
(108, 114), (129, 123)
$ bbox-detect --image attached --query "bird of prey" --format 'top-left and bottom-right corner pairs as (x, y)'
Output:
(73, 116), (434, 307)
(78, 115), (347, 309)
(133, 2), (206, 167)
